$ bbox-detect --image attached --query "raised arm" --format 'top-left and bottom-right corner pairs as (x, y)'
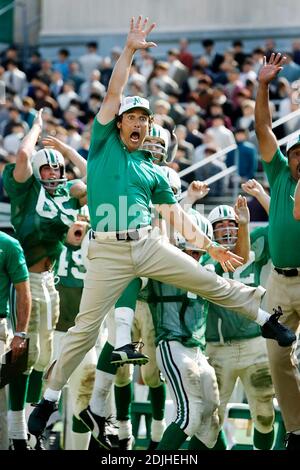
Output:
(255, 53), (285, 162)
(157, 203), (243, 272)
(98, 16), (156, 124)
(233, 195), (250, 262)
(13, 109), (43, 183)
(242, 178), (270, 214)
(180, 181), (210, 210)
(42, 135), (87, 177)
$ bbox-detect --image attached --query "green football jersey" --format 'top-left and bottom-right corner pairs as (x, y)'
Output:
(205, 225), (270, 342)
(0, 231), (29, 317)
(57, 244), (86, 288)
(3, 165), (81, 267)
(147, 279), (208, 350)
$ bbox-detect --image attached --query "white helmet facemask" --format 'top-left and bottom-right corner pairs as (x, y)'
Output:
(208, 205), (238, 248)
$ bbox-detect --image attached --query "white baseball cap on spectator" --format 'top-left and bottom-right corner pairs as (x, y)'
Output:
(118, 96), (152, 116)
(286, 134), (300, 155)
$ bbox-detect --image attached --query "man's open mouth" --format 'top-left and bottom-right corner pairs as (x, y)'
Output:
(130, 131), (140, 143)
(74, 228), (83, 239)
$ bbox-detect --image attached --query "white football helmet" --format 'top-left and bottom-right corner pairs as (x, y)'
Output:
(174, 209), (213, 252)
(160, 166), (181, 200)
(142, 124), (170, 162)
(208, 204), (238, 248)
(31, 148), (67, 190)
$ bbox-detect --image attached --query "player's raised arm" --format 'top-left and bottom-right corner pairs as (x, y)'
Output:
(255, 53), (285, 163)
(98, 16), (156, 125)
(13, 108), (43, 183)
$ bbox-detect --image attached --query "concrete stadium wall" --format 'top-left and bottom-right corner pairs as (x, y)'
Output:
(39, 0), (300, 60)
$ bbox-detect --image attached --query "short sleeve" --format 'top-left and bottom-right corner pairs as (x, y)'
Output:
(151, 169), (177, 205)
(6, 238), (29, 284)
(2, 164), (34, 199)
(88, 117), (117, 160)
(262, 148), (288, 187)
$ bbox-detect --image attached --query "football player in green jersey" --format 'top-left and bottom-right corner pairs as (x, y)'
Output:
(0, 231), (31, 450)
(204, 197), (275, 450)
(2, 110), (87, 449)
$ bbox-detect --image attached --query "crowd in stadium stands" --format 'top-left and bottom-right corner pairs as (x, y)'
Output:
(1, 38), (300, 206)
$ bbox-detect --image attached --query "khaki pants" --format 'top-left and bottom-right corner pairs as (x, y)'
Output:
(49, 229), (264, 390)
(206, 336), (275, 434)
(27, 272), (60, 372)
(264, 267), (300, 432)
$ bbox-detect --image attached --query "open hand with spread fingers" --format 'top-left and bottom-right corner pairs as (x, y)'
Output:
(258, 53), (286, 84)
(208, 243), (244, 273)
(42, 135), (69, 156)
(126, 15), (157, 52)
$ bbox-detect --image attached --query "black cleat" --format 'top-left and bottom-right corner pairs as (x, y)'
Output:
(35, 435), (46, 450)
(147, 439), (159, 450)
(79, 406), (112, 450)
(110, 342), (149, 366)
(285, 433), (300, 450)
(9, 439), (32, 450)
(261, 306), (296, 347)
(118, 435), (135, 451)
(28, 399), (58, 437)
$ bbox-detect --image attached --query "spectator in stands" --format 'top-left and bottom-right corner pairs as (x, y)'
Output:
(57, 81), (79, 112)
(78, 42), (102, 81)
(292, 40), (300, 66)
(189, 76), (214, 111)
(201, 39), (223, 73)
(195, 143), (227, 197)
(175, 125), (194, 163)
(178, 38), (194, 71)
(25, 52), (42, 82)
(0, 105), (28, 138)
(68, 61), (84, 93)
(37, 59), (53, 86)
(206, 114), (235, 150)
(236, 99), (255, 131)
(21, 97), (37, 129)
(185, 116), (203, 148)
(167, 49), (189, 88)
(167, 90), (186, 125)
(53, 48), (70, 81)
(79, 70), (105, 103)
(226, 128), (258, 182)
(278, 52), (300, 83)
(4, 60), (27, 96)
(232, 40), (248, 69)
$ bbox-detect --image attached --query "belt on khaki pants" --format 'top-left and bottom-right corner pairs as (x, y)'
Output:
(274, 267), (300, 277)
(90, 226), (152, 241)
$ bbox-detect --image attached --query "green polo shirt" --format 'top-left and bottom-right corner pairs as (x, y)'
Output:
(263, 149), (300, 267)
(87, 118), (177, 231)
(0, 231), (29, 317)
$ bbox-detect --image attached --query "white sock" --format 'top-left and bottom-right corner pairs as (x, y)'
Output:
(89, 370), (114, 417)
(114, 307), (134, 349)
(118, 419), (132, 440)
(151, 418), (166, 442)
(255, 308), (271, 326)
(70, 431), (91, 450)
(44, 388), (61, 402)
(8, 410), (27, 440)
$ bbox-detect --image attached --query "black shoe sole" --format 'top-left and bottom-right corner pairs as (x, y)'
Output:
(110, 357), (149, 366)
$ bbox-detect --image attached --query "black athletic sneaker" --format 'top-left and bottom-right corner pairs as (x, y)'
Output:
(79, 406), (112, 450)
(261, 306), (296, 347)
(28, 399), (58, 436)
(110, 342), (149, 366)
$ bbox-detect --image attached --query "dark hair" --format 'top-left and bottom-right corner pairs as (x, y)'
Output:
(232, 40), (244, 48)
(87, 41), (98, 49)
(202, 39), (214, 48)
(58, 48), (70, 57)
